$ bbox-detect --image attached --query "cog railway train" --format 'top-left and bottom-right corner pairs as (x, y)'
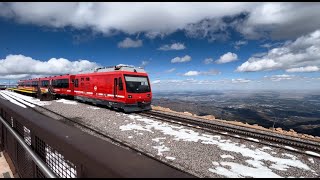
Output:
(17, 65), (152, 112)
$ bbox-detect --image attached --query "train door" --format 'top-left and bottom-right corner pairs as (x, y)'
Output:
(113, 76), (125, 99)
(113, 78), (118, 98)
(70, 76), (75, 95)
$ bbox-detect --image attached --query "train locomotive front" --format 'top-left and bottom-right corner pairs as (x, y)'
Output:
(73, 65), (152, 113)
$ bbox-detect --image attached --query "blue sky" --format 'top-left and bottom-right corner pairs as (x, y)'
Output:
(0, 2), (320, 91)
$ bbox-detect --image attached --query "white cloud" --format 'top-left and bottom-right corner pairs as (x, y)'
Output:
(118, 37), (142, 48)
(1, 3), (320, 40)
(140, 60), (149, 67)
(184, 71), (199, 76)
(237, 2), (320, 39)
(183, 69), (220, 76)
(236, 30), (320, 72)
(165, 68), (176, 73)
(158, 43), (186, 51)
(203, 58), (214, 64)
(231, 78), (251, 83)
(234, 40), (247, 49)
(151, 80), (161, 84)
(0, 54), (99, 79)
(171, 55), (191, 63)
(216, 52), (238, 64)
(265, 74), (295, 81)
(286, 66), (319, 73)
(0, 74), (30, 79)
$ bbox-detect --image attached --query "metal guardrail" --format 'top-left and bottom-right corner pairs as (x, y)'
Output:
(0, 115), (57, 178)
(0, 98), (194, 178)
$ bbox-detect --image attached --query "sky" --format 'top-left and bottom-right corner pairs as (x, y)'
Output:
(0, 2), (320, 91)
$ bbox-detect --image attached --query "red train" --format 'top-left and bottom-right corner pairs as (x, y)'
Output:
(17, 65), (152, 112)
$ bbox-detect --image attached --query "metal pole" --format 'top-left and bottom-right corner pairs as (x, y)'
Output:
(0, 115), (57, 178)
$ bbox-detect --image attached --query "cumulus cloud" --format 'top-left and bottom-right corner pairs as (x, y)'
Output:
(236, 30), (320, 72)
(1, 2), (320, 40)
(216, 52), (238, 64)
(184, 71), (200, 76)
(171, 55), (191, 63)
(118, 38), (142, 48)
(0, 54), (99, 79)
(183, 69), (220, 76)
(203, 58), (214, 64)
(158, 43), (186, 51)
(237, 2), (320, 40)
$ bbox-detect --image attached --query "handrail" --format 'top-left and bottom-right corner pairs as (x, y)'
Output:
(0, 115), (57, 178)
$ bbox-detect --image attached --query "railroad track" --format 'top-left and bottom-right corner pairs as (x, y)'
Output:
(2, 90), (320, 159)
(0, 90), (196, 177)
(140, 110), (320, 158)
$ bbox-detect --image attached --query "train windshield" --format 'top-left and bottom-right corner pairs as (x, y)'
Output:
(124, 75), (150, 93)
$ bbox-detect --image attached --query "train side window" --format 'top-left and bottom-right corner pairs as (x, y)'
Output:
(118, 77), (123, 90)
(81, 78), (84, 81)
(75, 79), (79, 87)
(86, 77), (90, 81)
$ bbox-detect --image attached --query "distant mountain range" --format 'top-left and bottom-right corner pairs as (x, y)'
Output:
(152, 90), (320, 137)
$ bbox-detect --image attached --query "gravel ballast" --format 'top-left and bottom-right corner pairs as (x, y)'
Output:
(1, 90), (319, 178)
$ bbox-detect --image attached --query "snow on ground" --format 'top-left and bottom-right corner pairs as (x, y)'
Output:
(87, 106), (100, 110)
(0, 91), (27, 108)
(247, 137), (260, 142)
(119, 114), (317, 178)
(305, 151), (320, 158)
(165, 156), (176, 160)
(308, 158), (314, 164)
(3, 90), (51, 106)
(55, 99), (77, 105)
(153, 145), (170, 156)
(221, 154), (235, 159)
(284, 146), (298, 151)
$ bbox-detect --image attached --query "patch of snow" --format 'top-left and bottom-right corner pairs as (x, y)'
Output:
(261, 146), (272, 151)
(152, 137), (166, 142)
(284, 146), (298, 151)
(0, 91), (27, 108)
(165, 156), (176, 160)
(221, 154), (234, 159)
(87, 106), (100, 110)
(153, 145), (170, 156)
(212, 161), (219, 166)
(209, 161), (282, 178)
(247, 137), (260, 142)
(308, 158), (314, 164)
(55, 99), (77, 105)
(4, 90), (51, 106)
(305, 151), (320, 157)
(282, 153), (297, 160)
(128, 136), (133, 139)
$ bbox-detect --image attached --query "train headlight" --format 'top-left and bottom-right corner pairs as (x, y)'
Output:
(147, 94), (150, 97)
(128, 95), (132, 98)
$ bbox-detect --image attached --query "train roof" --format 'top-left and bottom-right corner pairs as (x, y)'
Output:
(78, 65), (146, 74)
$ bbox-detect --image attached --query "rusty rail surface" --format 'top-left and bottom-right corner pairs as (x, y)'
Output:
(0, 98), (194, 178)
